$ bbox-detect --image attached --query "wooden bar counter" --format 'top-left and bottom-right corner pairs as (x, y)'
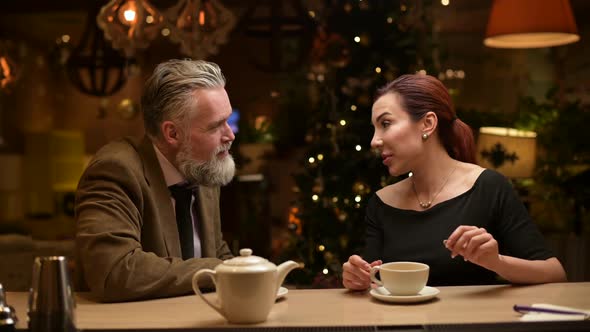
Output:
(7, 282), (590, 331)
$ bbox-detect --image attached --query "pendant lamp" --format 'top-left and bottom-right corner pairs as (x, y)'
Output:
(484, 0), (580, 48)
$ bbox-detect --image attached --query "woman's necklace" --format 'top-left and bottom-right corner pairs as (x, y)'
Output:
(411, 166), (457, 209)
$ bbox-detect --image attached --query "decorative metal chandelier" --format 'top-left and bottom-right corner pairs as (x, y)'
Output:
(166, 0), (237, 59)
(67, 2), (136, 97)
(97, 0), (236, 59)
(97, 0), (166, 57)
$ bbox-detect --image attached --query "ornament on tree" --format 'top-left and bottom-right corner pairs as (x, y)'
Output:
(288, 206), (302, 235)
(333, 207), (348, 222)
(310, 25), (350, 68)
(352, 181), (370, 195)
(312, 177), (325, 194)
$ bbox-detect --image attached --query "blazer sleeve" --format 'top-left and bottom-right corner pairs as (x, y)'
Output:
(75, 156), (226, 302)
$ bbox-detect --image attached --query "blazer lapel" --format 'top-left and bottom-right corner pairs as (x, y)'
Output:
(195, 186), (215, 258)
(136, 136), (181, 258)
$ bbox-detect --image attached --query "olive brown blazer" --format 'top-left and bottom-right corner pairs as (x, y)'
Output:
(75, 136), (233, 302)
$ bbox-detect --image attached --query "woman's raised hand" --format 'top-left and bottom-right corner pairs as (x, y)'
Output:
(444, 225), (500, 271)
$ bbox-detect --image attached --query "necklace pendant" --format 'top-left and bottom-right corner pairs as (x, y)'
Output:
(420, 201), (431, 208)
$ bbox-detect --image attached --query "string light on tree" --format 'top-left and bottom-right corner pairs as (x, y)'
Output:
(355, 145), (362, 151)
(350, 105), (357, 111)
(318, 245), (325, 252)
(339, 120), (346, 126)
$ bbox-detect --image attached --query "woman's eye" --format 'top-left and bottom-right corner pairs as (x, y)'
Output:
(381, 121), (390, 128)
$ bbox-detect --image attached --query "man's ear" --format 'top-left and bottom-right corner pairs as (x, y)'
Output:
(421, 111), (438, 137)
(161, 120), (182, 148)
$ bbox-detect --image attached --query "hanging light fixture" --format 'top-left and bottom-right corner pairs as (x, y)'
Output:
(0, 41), (18, 91)
(97, 0), (166, 57)
(484, 0), (580, 48)
(166, 0), (237, 59)
(67, 1), (136, 97)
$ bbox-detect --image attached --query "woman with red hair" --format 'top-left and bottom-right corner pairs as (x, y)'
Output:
(343, 74), (566, 290)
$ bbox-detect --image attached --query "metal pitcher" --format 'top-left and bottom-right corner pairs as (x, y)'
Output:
(28, 256), (76, 332)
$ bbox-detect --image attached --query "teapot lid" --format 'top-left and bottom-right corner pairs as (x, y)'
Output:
(219, 249), (276, 273)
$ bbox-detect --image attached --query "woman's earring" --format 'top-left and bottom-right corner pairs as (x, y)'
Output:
(422, 133), (429, 140)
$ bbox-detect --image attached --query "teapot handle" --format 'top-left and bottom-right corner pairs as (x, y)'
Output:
(193, 269), (224, 317)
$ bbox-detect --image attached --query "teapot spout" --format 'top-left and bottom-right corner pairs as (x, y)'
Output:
(275, 260), (300, 292)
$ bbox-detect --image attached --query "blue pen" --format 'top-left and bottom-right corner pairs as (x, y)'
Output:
(514, 304), (589, 317)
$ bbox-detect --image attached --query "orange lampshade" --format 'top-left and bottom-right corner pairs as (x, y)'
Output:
(484, 0), (579, 48)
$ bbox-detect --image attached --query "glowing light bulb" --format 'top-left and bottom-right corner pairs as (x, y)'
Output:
(124, 9), (136, 22)
(355, 145), (362, 151)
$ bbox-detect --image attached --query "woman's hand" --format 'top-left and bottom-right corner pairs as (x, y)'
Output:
(342, 255), (382, 290)
(444, 225), (501, 271)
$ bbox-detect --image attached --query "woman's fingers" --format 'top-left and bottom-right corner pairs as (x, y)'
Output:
(446, 226), (480, 257)
(463, 232), (492, 258)
(446, 226), (494, 258)
(343, 255), (374, 290)
(349, 255), (370, 270)
(343, 276), (369, 290)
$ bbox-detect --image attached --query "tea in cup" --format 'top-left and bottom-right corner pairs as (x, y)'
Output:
(370, 262), (429, 296)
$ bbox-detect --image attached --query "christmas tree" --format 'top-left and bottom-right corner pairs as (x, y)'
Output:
(282, 0), (440, 287)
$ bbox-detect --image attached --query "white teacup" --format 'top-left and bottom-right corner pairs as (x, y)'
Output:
(370, 261), (429, 296)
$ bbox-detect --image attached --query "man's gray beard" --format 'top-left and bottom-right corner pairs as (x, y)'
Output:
(177, 143), (235, 187)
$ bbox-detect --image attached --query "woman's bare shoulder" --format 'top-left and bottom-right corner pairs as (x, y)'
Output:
(456, 162), (486, 189)
(376, 178), (411, 207)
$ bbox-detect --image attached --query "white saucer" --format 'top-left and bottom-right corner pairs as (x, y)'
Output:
(370, 286), (439, 303)
(276, 286), (288, 300)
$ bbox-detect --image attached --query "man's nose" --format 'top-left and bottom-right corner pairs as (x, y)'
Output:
(224, 122), (235, 142)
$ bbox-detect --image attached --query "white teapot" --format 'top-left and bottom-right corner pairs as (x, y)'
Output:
(192, 248), (300, 324)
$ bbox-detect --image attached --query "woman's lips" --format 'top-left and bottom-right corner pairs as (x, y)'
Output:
(382, 154), (392, 165)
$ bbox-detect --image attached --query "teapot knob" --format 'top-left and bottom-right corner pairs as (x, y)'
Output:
(239, 248), (253, 257)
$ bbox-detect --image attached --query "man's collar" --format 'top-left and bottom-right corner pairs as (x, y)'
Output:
(153, 143), (185, 187)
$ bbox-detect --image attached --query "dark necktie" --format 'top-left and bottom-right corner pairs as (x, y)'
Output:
(169, 184), (194, 260)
